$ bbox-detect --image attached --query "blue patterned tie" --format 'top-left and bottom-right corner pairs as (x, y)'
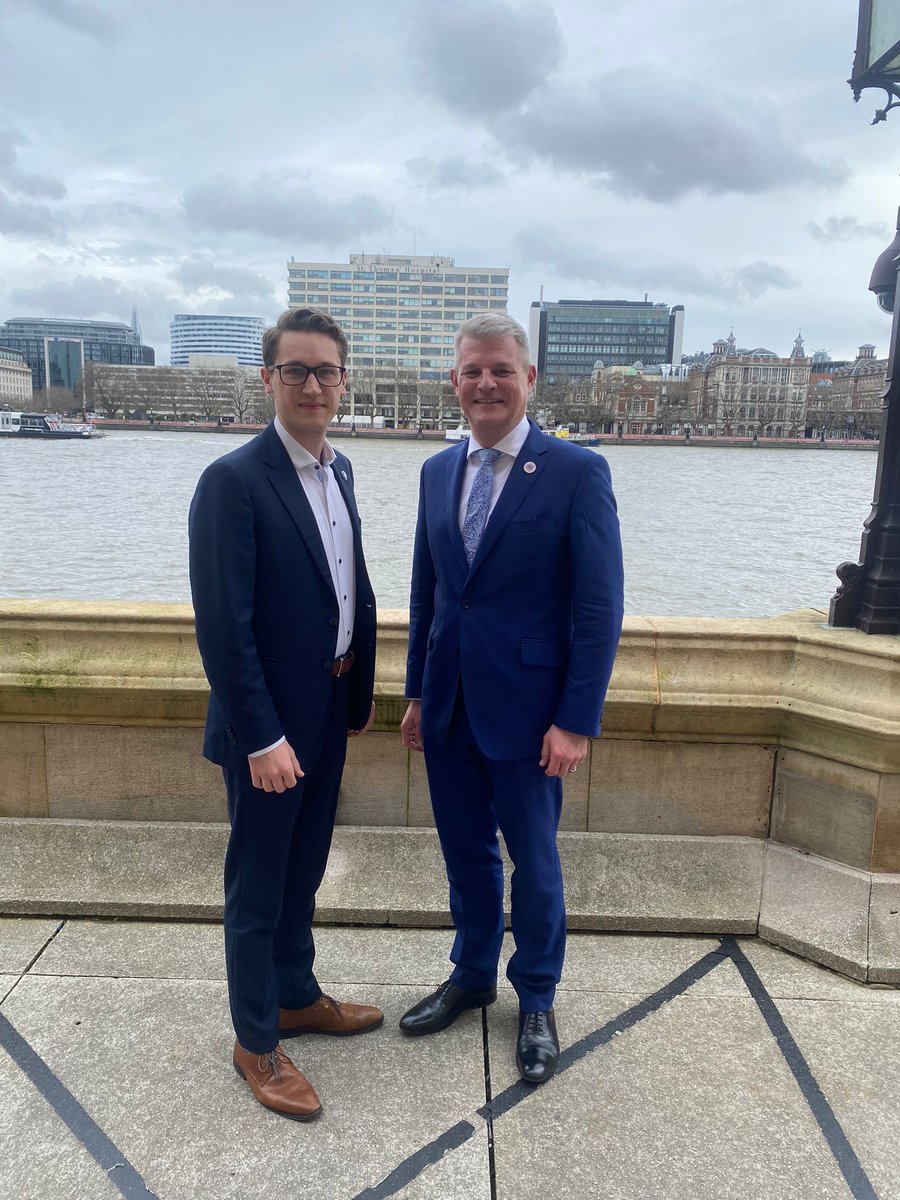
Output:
(462, 448), (502, 564)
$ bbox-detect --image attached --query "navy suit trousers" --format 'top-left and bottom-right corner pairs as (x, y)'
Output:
(222, 677), (349, 1052)
(424, 688), (565, 1012)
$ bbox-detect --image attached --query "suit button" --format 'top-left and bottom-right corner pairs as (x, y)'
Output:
(328, 616), (338, 626)
(462, 600), (471, 609)
(323, 659), (333, 670)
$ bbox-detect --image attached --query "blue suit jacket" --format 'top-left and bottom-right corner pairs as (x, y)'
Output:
(189, 422), (376, 768)
(406, 419), (623, 760)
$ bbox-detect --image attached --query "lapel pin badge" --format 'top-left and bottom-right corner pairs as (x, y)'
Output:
(341, 470), (348, 480)
(524, 461), (536, 474)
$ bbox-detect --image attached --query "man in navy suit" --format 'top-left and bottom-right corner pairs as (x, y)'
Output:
(189, 309), (381, 1121)
(399, 313), (623, 1084)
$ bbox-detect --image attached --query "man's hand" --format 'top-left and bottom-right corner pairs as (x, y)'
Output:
(400, 700), (424, 752)
(539, 725), (588, 778)
(248, 742), (304, 793)
(348, 702), (375, 737)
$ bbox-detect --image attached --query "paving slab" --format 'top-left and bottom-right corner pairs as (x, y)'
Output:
(542, 930), (732, 996)
(31, 917), (226, 980)
(0, 976), (489, 1200)
(0, 917), (62, 973)
(30, 920), (457, 988)
(0, 975), (16, 1003)
(741, 935), (900, 1003)
(0, 1041), (121, 1200)
(777, 998), (900, 1200)
(486, 990), (852, 1200)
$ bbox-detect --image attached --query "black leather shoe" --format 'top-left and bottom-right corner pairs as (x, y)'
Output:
(516, 1008), (560, 1085)
(399, 979), (497, 1036)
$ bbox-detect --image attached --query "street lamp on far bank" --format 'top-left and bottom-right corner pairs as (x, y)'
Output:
(830, 7), (900, 635)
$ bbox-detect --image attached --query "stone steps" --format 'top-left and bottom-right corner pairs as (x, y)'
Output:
(0, 817), (762, 931)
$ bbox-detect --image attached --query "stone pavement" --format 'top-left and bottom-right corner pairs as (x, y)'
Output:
(1, 918), (899, 1200)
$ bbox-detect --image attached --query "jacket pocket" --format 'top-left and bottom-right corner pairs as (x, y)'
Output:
(520, 638), (569, 666)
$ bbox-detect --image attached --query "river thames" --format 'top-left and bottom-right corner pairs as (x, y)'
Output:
(0, 429), (877, 617)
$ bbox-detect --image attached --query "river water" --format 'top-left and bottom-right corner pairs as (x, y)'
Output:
(0, 429), (877, 618)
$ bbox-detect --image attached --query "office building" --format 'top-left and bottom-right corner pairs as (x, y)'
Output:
(169, 314), (267, 367)
(529, 299), (685, 380)
(0, 347), (33, 408)
(286, 253), (509, 379)
(0, 315), (153, 394)
(689, 332), (811, 436)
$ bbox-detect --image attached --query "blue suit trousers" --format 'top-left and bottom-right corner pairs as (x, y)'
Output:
(222, 677), (348, 1052)
(424, 688), (566, 1012)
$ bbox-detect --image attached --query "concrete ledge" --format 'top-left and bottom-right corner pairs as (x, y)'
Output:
(759, 843), (872, 981)
(0, 818), (762, 934)
(2, 602), (899, 767)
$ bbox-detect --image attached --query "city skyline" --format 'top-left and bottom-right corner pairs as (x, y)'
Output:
(0, 0), (894, 364)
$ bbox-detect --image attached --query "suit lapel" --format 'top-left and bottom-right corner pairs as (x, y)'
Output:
(468, 420), (549, 573)
(261, 424), (333, 591)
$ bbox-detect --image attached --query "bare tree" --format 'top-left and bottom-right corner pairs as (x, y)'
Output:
(655, 380), (692, 433)
(230, 371), (254, 423)
(30, 387), (77, 414)
(536, 370), (574, 426)
(418, 376), (452, 428)
(755, 387), (782, 436)
(192, 371), (228, 421)
(394, 367), (421, 427)
(349, 364), (377, 426)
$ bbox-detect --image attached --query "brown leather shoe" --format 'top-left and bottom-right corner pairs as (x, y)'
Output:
(232, 1041), (321, 1121)
(279, 994), (384, 1038)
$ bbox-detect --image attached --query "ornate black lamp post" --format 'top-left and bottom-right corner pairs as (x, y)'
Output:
(829, 3), (900, 634)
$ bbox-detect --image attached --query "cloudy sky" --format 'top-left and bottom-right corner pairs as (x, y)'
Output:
(0, 0), (896, 363)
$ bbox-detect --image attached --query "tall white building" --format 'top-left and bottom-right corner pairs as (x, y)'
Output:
(286, 253), (510, 378)
(0, 347), (33, 407)
(169, 314), (267, 367)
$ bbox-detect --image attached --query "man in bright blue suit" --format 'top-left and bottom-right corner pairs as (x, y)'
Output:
(400, 313), (624, 1085)
(189, 308), (382, 1121)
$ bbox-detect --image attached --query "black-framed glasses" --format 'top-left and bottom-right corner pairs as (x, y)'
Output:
(272, 362), (346, 387)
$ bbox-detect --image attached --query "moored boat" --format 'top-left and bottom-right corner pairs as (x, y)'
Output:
(0, 411), (95, 439)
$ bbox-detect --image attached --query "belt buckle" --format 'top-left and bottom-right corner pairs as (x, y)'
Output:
(335, 653), (351, 677)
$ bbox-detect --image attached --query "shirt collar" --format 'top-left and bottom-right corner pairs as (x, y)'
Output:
(466, 413), (530, 461)
(274, 416), (336, 472)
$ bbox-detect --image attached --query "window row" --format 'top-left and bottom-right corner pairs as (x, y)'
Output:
(288, 270), (507, 284)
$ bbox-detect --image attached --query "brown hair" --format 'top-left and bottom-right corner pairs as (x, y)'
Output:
(261, 308), (349, 368)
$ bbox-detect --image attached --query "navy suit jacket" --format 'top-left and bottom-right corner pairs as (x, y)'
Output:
(406, 419), (623, 760)
(189, 422), (376, 769)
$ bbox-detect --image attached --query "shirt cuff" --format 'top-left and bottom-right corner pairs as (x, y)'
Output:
(248, 736), (286, 758)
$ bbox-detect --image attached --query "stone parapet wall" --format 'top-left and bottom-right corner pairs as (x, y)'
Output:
(1, 599), (898, 980)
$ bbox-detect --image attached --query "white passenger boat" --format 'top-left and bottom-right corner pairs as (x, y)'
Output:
(0, 411), (95, 439)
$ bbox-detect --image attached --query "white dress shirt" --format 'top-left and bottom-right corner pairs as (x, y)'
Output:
(457, 413), (531, 531)
(251, 419), (356, 758)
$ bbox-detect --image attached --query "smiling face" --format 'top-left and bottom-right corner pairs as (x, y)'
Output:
(451, 333), (536, 447)
(260, 329), (346, 455)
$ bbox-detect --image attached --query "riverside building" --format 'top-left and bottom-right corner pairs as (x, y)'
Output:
(169, 314), (267, 367)
(529, 298), (685, 381)
(286, 253), (510, 379)
(689, 332), (812, 437)
(0, 347), (32, 408)
(0, 315), (153, 395)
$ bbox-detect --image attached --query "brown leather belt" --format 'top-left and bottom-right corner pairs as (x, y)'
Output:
(330, 651), (355, 677)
